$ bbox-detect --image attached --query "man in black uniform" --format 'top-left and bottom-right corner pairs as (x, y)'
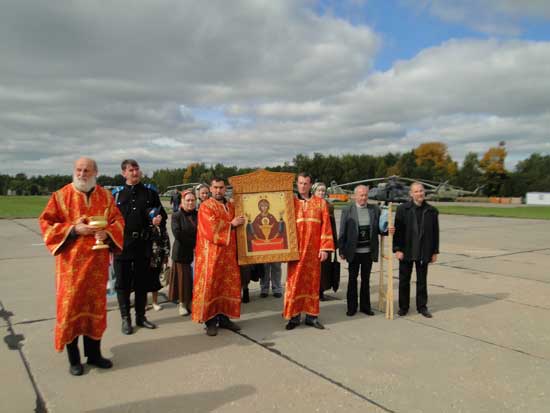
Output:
(113, 159), (168, 334)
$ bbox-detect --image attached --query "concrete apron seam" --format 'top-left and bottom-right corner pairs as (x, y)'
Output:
(1, 300), (47, 413)
(7, 219), (43, 236)
(438, 262), (550, 286)
(233, 330), (396, 413)
(404, 318), (549, 362)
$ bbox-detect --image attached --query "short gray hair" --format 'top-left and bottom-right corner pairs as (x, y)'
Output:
(354, 184), (369, 194)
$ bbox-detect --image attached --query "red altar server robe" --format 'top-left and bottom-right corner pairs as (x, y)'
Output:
(192, 198), (241, 323)
(39, 184), (124, 352)
(283, 196), (334, 319)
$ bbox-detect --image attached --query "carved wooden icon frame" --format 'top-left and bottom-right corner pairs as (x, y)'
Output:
(229, 170), (299, 265)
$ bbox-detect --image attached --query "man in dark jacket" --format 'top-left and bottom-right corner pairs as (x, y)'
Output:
(339, 185), (385, 316)
(113, 159), (168, 334)
(393, 182), (439, 318)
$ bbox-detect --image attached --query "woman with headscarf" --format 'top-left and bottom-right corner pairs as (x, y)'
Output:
(168, 190), (197, 315)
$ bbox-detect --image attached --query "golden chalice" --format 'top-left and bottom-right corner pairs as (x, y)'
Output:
(88, 215), (110, 250)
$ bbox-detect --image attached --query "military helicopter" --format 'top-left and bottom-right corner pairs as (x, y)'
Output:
(421, 180), (485, 201)
(329, 176), (483, 203)
(340, 176), (416, 203)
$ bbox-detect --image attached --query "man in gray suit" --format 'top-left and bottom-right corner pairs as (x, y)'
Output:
(338, 185), (385, 316)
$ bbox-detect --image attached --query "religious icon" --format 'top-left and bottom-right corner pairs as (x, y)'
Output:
(245, 194), (288, 253)
(229, 170), (299, 265)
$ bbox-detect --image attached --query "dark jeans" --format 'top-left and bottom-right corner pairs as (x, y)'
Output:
(398, 260), (429, 312)
(66, 336), (101, 365)
(346, 253), (373, 313)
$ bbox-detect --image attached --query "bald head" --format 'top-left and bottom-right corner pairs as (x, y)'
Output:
(409, 182), (426, 205)
(74, 157), (98, 172)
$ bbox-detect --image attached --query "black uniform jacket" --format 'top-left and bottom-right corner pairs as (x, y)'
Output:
(114, 182), (167, 260)
(393, 200), (439, 263)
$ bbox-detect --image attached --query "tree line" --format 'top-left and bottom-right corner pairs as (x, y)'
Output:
(1, 142), (549, 197)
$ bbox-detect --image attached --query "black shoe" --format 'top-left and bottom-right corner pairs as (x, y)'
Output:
(87, 356), (113, 369)
(398, 309), (408, 317)
(121, 317), (133, 335)
(219, 319), (241, 332)
(346, 310), (356, 316)
(136, 317), (157, 329)
(260, 292), (268, 298)
(419, 309), (433, 318)
(242, 289), (250, 303)
(206, 325), (218, 336)
(273, 292), (282, 298)
(319, 292), (327, 301)
(305, 319), (325, 329)
(69, 364), (84, 376)
(285, 321), (299, 330)
(361, 309), (375, 316)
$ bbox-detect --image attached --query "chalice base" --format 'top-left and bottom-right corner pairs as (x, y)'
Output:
(92, 242), (110, 250)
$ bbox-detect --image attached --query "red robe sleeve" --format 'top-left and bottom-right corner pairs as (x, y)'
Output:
(198, 200), (233, 246)
(319, 199), (335, 252)
(38, 192), (74, 256)
(103, 188), (125, 254)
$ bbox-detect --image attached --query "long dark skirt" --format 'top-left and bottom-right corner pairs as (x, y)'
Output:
(320, 252), (334, 292)
(148, 266), (163, 293)
(168, 262), (193, 311)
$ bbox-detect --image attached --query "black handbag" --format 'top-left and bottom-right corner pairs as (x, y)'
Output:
(331, 260), (341, 292)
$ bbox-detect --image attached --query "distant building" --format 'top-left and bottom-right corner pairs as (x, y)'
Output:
(525, 192), (550, 206)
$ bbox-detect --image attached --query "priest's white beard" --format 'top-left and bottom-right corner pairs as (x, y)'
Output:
(73, 175), (96, 193)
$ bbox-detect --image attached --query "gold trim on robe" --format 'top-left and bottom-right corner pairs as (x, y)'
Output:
(39, 184), (125, 352)
(283, 197), (334, 319)
(192, 198), (241, 323)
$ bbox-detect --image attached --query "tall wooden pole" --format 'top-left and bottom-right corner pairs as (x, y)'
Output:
(385, 203), (394, 320)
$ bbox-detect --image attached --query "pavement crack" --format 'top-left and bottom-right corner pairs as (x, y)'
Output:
(404, 318), (549, 362)
(1, 300), (47, 413)
(7, 219), (43, 237)
(474, 248), (550, 260)
(235, 330), (396, 413)
(438, 263), (550, 285)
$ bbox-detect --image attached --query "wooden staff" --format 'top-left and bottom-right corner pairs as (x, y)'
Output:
(385, 203), (394, 320)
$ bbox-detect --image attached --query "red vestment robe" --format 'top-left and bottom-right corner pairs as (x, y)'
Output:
(192, 198), (241, 323)
(283, 196), (334, 319)
(39, 184), (124, 351)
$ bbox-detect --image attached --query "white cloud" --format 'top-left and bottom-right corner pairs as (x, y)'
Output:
(410, 0), (550, 35)
(0, 1), (549, 177)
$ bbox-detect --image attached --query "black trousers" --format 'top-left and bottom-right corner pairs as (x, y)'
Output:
(66, 336), (101, 366)
(398, 260), (429, 312)
(114, 258), (148, 320)
(346, 253), (373, 313)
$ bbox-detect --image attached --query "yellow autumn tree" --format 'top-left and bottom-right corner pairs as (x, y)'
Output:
(414, 142), (457, 177)
(479, 142), (508, 196)
(183, 163), (199, 183)
(479, 143), (507, 175)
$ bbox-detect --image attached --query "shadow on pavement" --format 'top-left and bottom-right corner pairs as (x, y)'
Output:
(106, 333), (253, 371)
(86, 384), (256, 413)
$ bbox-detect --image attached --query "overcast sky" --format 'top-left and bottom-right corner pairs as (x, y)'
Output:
(1, 0), (549, 176)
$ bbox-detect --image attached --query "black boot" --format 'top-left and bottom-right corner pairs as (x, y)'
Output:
(66, 337), (84, 376)
(117, 290), (133, 335)
(84, 336), (113, 369)
(135, 290), (157, 329)
(242, 288), (250, 303)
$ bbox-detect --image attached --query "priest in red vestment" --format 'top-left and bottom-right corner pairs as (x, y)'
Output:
(284, 172), (335, 330)
(39, 157), (124, 376)
(192, 177), (246, 336)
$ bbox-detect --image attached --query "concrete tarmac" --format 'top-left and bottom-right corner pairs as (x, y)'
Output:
(1, 213), (549, 412)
